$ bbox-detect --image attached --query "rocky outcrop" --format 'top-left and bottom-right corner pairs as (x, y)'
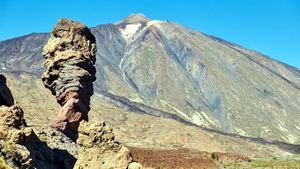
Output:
(0, 105), (78, 169)
(0, 74), (77, 169)
(0, 105), (32, 168)
(74, 121), (141, 169)
(0, 74), (14, 107)
(41, 18), (97, 137)
(0, 74), (31, 168)
(40, 18), (142, 168)
(0, 104), (26, 130)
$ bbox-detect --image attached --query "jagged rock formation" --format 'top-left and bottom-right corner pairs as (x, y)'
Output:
(0, 74), (32, 168)
(40, 18), (142, 168)
(0, 74), (14, 107)
(0, 74), (77, 169)
(0, 105), (32, 168)
(41, 18), (97, 136)
(0, 105), (77, 169)
(75, 121), (139, 169)
(0, 104), (26, 129)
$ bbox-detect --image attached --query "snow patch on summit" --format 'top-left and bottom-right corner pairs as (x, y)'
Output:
(120, 23), (141, 41)
(120, 20), (165, 41)
(146, 20), (164, 27)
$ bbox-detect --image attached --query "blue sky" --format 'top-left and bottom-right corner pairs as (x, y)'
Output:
(0, 0), (299, 68)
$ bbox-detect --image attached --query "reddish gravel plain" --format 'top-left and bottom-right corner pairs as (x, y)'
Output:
(129, 147), (251, 169)
(129, 147), (219, 169)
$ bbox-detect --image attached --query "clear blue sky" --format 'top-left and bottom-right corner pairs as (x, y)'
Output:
(0, 0), (299, 68)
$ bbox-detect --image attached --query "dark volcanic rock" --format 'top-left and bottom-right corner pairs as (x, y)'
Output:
(41, 18), (97, 138)
(0, 74), (14, 106)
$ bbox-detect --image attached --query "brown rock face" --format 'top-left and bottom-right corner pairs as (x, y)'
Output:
(0, 75), (31, 168)
(0, 105), (26, 130)
(41, 18), (97, 137)
(74, 121), (136, 169)
(0, 74), (76, 169)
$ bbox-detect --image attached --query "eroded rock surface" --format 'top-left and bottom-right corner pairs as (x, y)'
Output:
(0, 105), (26, 129)
(0, 105), (78, 169)
(0, 105), (32, 168)
(74, 121), (141, 169)
(41, 18), (97, 137)
(0, 74), (77, 169)
(0, 74), (31, 168)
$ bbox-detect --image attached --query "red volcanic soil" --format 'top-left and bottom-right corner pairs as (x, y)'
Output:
(129, 147), (250, 169)
(129, 147), (219, 169)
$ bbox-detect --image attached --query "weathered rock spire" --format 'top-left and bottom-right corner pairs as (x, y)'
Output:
(41, 18), (96, 138)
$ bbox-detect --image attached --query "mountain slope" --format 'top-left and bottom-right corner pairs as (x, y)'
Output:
(0, 14), (299, 144)
(4, 72), (298, 157)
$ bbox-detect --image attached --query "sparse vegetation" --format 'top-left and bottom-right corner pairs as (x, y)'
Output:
(223, 158), (300, 169)
(250, 159), (300, 168)
(0, 156), (11, 169)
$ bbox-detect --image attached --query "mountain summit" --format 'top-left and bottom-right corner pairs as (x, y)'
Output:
(0, 14), (299, 145)
(115, 14), (164, 41)
(116, 13), (151, 25)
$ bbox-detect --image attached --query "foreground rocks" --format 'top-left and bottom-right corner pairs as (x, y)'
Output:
(75, 121), (140, 169)
(0, 105), (32, 168)
(0, 74), (76, 169)
(41, 18), (97, 137)
(0, 108), (141, 169)
(0, 17), (142, 168)
(0, 74), (31, 168)
(0, 104), (77, 169)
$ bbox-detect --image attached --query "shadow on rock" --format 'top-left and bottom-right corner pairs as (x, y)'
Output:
(0, 74), (14, 107)
(23, 130), (77, 169)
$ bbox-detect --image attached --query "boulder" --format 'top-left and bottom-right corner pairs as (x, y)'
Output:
(74, 121), (141, 169)
(0, 104), (32, 168)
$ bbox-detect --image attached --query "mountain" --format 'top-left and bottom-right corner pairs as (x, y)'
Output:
(5, 72), (300, 169)
(0, 14), (299, 145)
